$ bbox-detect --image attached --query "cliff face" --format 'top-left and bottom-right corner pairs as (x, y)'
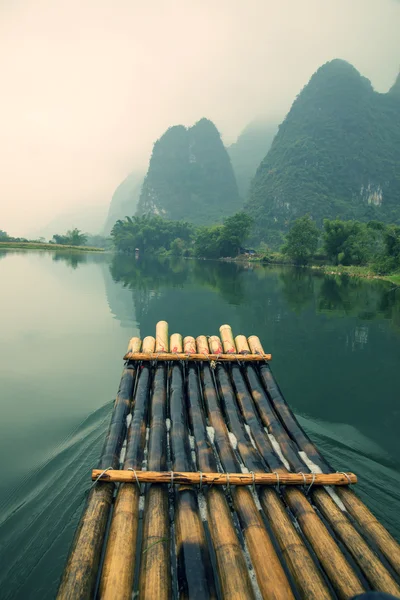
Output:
(103, 172), (143, 235)
(137, 118), (241, 225)
(245, 60), (400, 245)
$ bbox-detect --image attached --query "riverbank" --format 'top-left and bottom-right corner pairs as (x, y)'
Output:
(234, 253), (400, 285)
(0, 241), (104, 252)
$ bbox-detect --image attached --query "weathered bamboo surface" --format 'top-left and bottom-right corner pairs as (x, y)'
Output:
(91, 469), (357, 485)
(58, 321), (400, 600)
(123, 351), (272, 361)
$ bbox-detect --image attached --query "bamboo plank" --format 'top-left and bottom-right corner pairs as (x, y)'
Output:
(170, 333), (183, 353)
(126, 336), (142, 355)
(202, 344), (295, 600)
(169, 353), (216, 598)
(91, 470), (357, 486)
(139, 363), (171, 600)
(195, 335), (209, 355)
(57, 363), (137, 600)
(99, 364), (151, 600)
(186, 362), (255, 599)
(257, 363), (400, 579)
(142, 336), (156, 353)
(183, 335), (196, 354)
(123, 351), (272, 361)
(155, 320), (168, 352)
(219, 324), (236, 353)
(230, 362), (365, 599)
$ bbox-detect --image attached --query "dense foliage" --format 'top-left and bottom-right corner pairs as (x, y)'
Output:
(111, 212), (252, 259)
(246, 59), (400, 246)
(137, 118), (241, 225)
(227, 120), (277, 198)
(111, 215), (194, 254)
(282, 215), (319, 264)
(279, 216), (400, 274)
(51, 228), (88, 246)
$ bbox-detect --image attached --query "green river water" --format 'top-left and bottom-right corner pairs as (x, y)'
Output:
(0, 249), (399, 598)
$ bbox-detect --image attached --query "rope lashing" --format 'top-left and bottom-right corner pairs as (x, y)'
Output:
(273, 471), (280, 492)
(306, 472), (316, 494)
(91, 467), (113, 489)
(250, 471), (256, 494)
(127, 468), (141, 490)
(198, 471), (203, 491)
(337, 471), (352, 485)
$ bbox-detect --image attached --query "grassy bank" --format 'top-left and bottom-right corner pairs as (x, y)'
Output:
(235, 253), (400, 284)
(0, 241), (104, 252)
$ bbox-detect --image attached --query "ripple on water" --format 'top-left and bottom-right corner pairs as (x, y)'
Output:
(0, 401), (112, 600)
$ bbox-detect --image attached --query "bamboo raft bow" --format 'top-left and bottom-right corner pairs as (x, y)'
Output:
(58, 322), (400, 600)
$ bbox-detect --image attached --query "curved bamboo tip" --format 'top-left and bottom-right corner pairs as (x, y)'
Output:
(170, 333), (183, 353)
(235, 335), (250, 354)
(183, 336), (196, 354)
(156, 321), (169, 352)
(142, 336), (156, 353)
(196, 335), (209, 355)
(208, 335), (223, 354)
(126, 337), (142, 354)
(219, 324), (236, 354)
(248, 335), (264, 354)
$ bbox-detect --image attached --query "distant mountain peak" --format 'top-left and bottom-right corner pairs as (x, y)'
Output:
(245, 59), (400, 246)
(137, 118), (241, 225)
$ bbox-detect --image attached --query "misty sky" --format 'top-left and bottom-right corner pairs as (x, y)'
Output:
(1, 0), (399, 236)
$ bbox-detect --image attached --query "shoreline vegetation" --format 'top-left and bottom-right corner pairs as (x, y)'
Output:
(0, 241), (104, 252)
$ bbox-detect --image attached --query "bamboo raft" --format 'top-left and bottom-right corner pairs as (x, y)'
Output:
(58, 322), (400, 599)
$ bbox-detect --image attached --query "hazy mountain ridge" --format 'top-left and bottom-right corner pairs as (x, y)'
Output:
(137, 118), (241, 225)
(245, 59), (400, 245)
(227, 120), (277, 198)
(103, 172), (144, 235)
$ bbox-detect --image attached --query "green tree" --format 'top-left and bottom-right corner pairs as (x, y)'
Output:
(219, 212), (253, 256)
(282, 215), (319, 265)
(67, 228), (88, 246)
(0, 230), (9, 241)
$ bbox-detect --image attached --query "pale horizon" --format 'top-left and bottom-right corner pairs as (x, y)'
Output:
(1, 0), (399, 237)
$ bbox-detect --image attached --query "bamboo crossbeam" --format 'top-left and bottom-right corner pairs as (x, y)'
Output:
(124, 351), (272, 361)
(92, 469), (357, 486)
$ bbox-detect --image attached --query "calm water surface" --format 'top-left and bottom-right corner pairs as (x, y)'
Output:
(0, 249), (400, 598)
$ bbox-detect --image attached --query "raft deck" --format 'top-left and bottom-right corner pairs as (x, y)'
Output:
(58, 322), (400, 599)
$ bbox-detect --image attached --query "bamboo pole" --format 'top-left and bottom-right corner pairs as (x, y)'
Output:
(139, 363), (171, 599)
(123, 351), (272, 362)
(155, 320), (168, 352)
(257, 363), (400, 579)
(235, 335), (250, 354)
(196, 335), (209, 355)
(223, 350), (336, 600)
(228, 335), (367, 599)
(126, 336), (142, 355)
(170, 333), (183, 353)
(142, 336), (156, 353)
(203, 336), (295, 600)
(248, 335), (264, 354)
(92, 470), (357, 486)
(169, 337), (216, 598)
(186, 362), (255, 599)
(58, 362), (138, 600)
(208, 335), (223, 354)
(219, 324), (236, 353)
(183, 335), (196, 354)
(99, 363), (152, 600)
(247, 362), (400, 595)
